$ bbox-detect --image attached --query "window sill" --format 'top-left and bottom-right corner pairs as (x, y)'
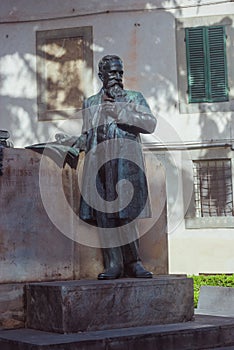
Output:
(179, 100), (234, 114)
(185, 216), (234, 229)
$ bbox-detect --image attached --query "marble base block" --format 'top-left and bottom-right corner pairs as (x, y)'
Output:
(26, 276), (194, 333)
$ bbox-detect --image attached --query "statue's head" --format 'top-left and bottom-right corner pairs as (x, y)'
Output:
(98, 55), (124, 92)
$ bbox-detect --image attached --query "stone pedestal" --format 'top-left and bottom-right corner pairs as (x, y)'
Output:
(0, 148), (168, 283)
(0, 148), (168, 329)
(26, 276), (194, 333)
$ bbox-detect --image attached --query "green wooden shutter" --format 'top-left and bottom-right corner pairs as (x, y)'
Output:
(185, 26), (228, 103)
(208, 26), (228, 102)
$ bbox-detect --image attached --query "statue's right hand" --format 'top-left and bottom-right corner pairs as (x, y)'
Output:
(102, 93), (115, 103)
(101, 94), (117, 117)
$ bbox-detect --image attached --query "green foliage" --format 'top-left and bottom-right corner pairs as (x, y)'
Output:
(189, 274), (234, 308)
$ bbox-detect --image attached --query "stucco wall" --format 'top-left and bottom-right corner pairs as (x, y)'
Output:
(1, 0), (233, 149)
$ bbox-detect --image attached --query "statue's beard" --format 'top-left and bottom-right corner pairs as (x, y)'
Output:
(104, 78), (123, 100)
(105, 80), (124, 100)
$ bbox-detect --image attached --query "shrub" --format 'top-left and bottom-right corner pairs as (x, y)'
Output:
(189, 274), (234, 308)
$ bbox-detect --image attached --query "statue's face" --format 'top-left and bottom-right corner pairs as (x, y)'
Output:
(100, 59), (124, 89)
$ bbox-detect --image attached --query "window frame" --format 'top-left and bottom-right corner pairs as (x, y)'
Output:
(185, 25), (229, 104)
(176, 15), (234, 114)
(192, 158), (233, 217)
(36, 26), (93, 121)
(184, 148), (234, 229)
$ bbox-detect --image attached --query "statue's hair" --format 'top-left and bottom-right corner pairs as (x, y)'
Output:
(98, 55), (123, 73)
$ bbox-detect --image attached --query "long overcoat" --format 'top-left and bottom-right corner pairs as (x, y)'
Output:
(79, 89), (156, 224)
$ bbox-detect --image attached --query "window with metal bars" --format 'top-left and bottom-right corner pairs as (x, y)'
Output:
(193, 159), (233, 217)
(185, 25), (229, 103)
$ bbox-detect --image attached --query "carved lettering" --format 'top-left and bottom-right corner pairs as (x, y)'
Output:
(4, 169), (33, 177)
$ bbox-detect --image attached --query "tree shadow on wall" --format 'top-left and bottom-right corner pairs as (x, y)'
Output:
(0, 30), (92, 147)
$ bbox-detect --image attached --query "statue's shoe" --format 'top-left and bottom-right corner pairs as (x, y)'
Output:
(124, 261), (153, 278)
(98, 266), (123, 280)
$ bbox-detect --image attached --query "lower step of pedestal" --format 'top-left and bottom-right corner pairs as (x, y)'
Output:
(1, 315), (234, 350)
(26, 275), (194, 333)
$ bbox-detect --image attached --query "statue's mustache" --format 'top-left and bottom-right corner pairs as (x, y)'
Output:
(107, 79), (123, 89)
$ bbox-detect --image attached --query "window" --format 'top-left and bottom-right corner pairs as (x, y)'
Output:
(36, 26), (93, 121)
(193, 159), (233, 217)
(185, 26), (229, 103)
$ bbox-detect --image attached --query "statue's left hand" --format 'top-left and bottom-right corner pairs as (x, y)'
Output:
(55, 133), (79, 146)
(55, 133), (70, 143)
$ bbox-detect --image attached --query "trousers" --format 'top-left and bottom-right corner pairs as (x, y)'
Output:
(96, 214), (141, 266)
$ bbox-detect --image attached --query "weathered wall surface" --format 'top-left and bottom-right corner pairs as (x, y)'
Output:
(0, 0), (232, 150)
(0, 148), (80, 283)
(0, 0), (229, 23)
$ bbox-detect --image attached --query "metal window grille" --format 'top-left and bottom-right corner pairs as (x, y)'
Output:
(193, 159), (233, 217)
